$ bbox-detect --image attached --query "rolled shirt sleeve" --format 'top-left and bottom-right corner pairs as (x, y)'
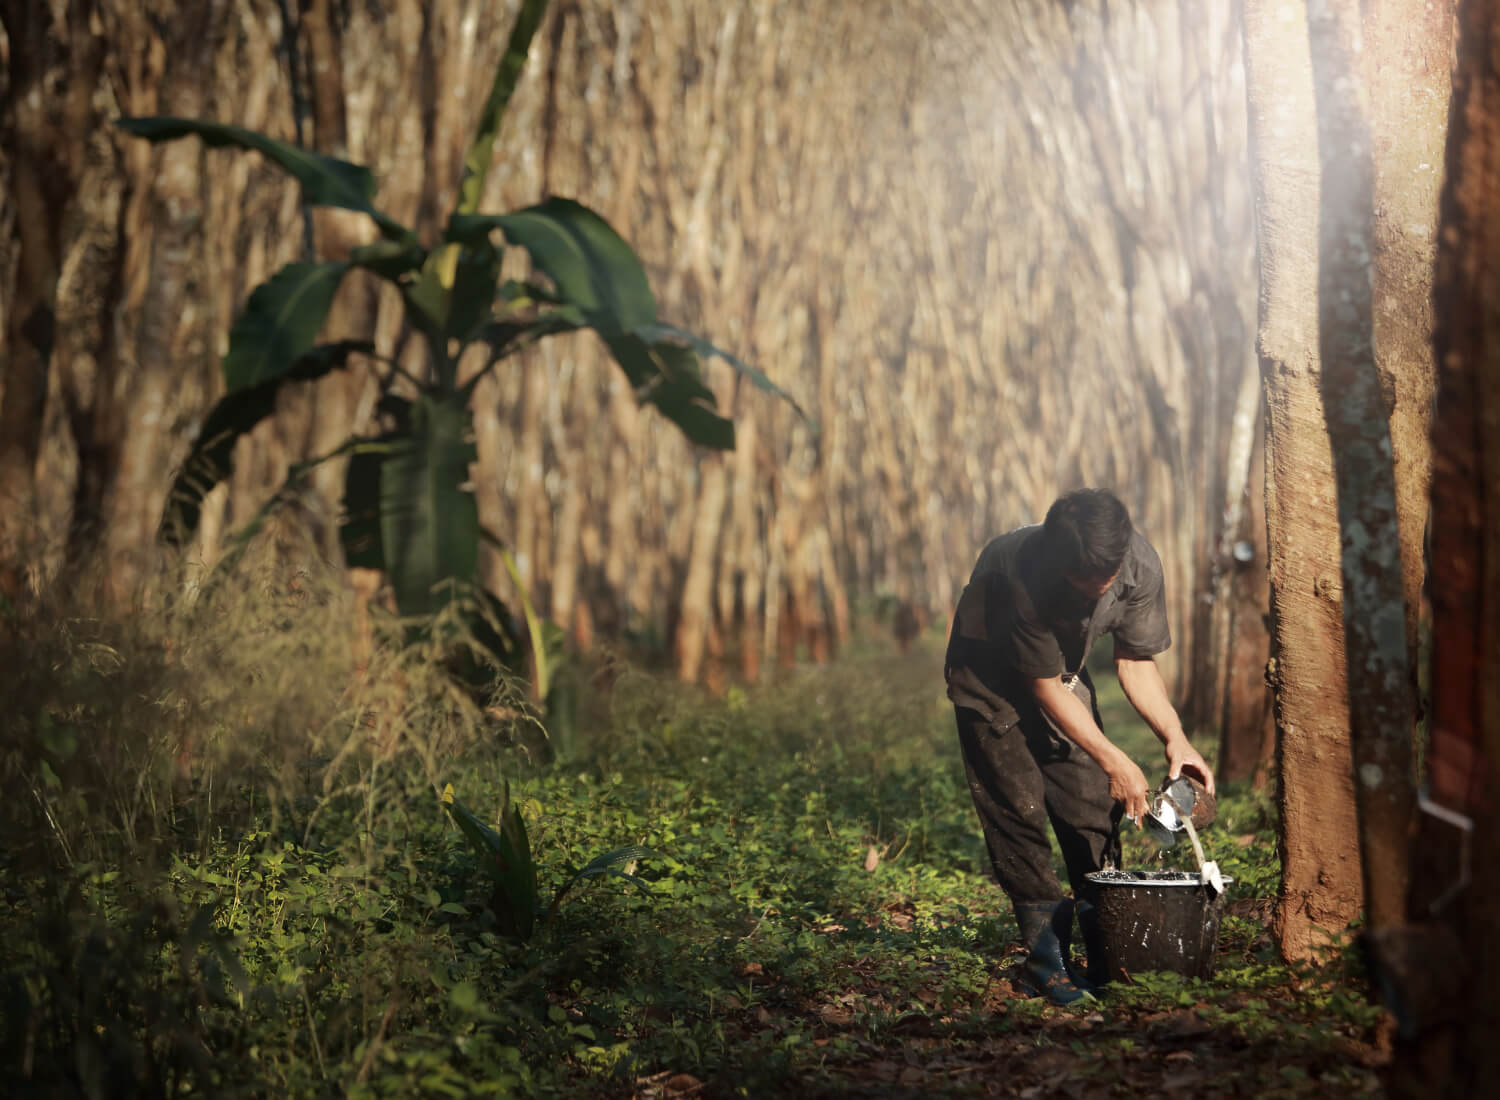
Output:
(1110, 538), (1172, 658)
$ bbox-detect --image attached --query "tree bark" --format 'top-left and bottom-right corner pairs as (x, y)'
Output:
(1244, 0), (1365, 958)
(1307, 0), (1422, 937)
(0, 0), (103, 581)
(1243, 0), (1448, 958)
(1389, 0), (1500, 1087)
(676, 457), (728, 684)
(1217, 399), (1276, 785)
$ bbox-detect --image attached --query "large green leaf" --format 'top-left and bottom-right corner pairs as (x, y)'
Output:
(448, 244), (503, 344)
(544, 845), (658, 927)
(223, 262), (350, 391)
(403, 243), (503, 359)
(455, 0), (550, 216)
(379, 396), (479, 618)
(447, 199), (657, 336)
(637, 322), (815, 431)
(607, 334), (735, 450)
(463, 308), (587, 397)
(403, 257), (451, 348)
(160, 341), (371, 546)
(115, 117), (412, 242)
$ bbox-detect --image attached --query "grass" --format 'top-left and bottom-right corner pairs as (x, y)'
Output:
(0, 567), (1382, 1097)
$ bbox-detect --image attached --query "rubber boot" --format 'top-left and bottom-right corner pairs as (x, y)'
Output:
(1074, 898), (1111, 989)
(1014, 900), (1093, 1006)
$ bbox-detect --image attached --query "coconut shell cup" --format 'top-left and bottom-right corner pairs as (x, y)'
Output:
(1157, 775), (1217, 831)
(1181, 775), (1216, 829)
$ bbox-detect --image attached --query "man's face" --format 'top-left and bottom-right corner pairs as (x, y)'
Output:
(1064, 567), (1121, 601)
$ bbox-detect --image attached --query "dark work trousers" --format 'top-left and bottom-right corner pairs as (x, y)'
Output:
(955, 682), (1123, 906)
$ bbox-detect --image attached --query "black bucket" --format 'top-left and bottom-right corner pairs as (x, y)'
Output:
(1082, 870), (1233, 981)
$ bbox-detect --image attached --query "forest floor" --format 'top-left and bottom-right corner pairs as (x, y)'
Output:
(2, 579), (1387, 1097)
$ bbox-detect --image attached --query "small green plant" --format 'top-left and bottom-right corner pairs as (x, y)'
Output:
(441, 783), (653, 940)
(117, 0), (804, 691)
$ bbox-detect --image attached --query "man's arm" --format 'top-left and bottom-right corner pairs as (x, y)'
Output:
(1114, 656), (1216, 795)
(1032, 675), (1151, 823)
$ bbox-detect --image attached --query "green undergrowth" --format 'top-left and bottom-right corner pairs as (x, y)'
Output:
(1, 573), (1381, 1097)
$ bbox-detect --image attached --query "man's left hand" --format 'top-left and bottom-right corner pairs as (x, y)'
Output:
(1165, 736), (1216, 796)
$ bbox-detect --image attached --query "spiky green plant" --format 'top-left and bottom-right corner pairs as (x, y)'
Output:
(441, 783), (653, 939)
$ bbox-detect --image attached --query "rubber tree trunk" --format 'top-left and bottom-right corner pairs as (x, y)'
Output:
(1243, 0), (1364, 958)
(1242, 0), (1447, 958)
(1307, 0), (1420, 941)
(1391, 0), (1500, 1087)
(1217, 399), (1276, 785)
(1209, 360), (1271, 782)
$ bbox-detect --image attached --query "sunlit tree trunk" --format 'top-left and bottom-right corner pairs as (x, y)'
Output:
(1242, 0), (1448, 957)
(1211, 366), (1273, 782)
(1244, 0), (1363, 957)
(1307, 0), (1428, 937)
(1217, 399), (1276, 785)
(677, 457), (728, 684)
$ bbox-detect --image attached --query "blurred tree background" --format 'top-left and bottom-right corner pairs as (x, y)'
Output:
(0, 0), (1264, 738)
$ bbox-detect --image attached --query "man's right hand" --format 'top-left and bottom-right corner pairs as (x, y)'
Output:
(1105, 751), (1151, 825)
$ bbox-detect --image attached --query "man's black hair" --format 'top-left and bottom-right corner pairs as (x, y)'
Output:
(1042, 489), (1133, 580)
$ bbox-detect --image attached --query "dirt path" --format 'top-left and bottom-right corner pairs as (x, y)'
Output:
(634, 948), (1386, 1098)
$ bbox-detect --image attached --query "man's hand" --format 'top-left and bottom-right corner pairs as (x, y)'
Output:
(1105, 749), (1151, 824)
(1165, 735), (1216, 796)
(1116, 657), (1218, 797)
(1030, 673), (1151, 823)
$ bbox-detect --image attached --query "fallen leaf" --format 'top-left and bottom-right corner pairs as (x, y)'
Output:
(864, 844), (881, 872)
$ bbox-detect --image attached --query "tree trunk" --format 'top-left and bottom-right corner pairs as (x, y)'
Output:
(0, 0), (103, 585)
(1217, 399), (1276, 785)
(1388, 0), (1500, 1087)
(1207, 360), (1268, 780)
(676, 457), (728, 684)
(1307, 0), (1422, 938)
(1243, 0), (1364, 958)
(1242, 0), (1448, 957)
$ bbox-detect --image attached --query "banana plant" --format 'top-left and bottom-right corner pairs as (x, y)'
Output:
(119, 0), (805, 678)
(441, 783), (654, 940)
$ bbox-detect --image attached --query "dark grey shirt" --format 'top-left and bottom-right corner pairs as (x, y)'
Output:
(944, 525), (1171, 727)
